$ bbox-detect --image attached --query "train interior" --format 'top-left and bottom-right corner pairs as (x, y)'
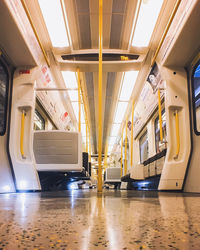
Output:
(1, 0), (200, 248)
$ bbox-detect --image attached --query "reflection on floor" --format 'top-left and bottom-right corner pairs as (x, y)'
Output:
(0, 190), (200, 249)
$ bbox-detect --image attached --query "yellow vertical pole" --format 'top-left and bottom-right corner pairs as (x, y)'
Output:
(97, 0), (103, 192)
(89, 128), (91, 162)
(124, 117), (128, 175)
(77, 68), (81, 132)
(158, 89), (163, 141)
(86, 122), (88, 153)
(120, 128), (124, 177)
(131, 101), (134, 167)
(20, 110), (26, 159)
(174, 110), (180, 159)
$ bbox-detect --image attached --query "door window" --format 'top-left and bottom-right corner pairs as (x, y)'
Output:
(0, 61), (9, 135)
(192, 62), (200, 134)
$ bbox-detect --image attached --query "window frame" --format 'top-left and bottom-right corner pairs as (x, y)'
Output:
(34, 109), (45, 130)
(0, 59), (9, 136)
(139, 130), (148, 163)
(191, 59), (200, 136)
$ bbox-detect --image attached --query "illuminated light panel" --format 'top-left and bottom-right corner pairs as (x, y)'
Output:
(108, 145), (113, 153)
(62, 71), (77, 89)
(119, 71), (139, 101)
(110, 124), (121, 136)
(68, 90), (78, 101)
(18, 181), (27, 190)
(81, 124), (86, 137)
(71, 102), (85, 123)
(114, 102), (128, 123)
(38, 0), (70, 47)
(109, 137), (116, 145)
(131, 0), (164, 47)
(82, 136), (86, 143)
(3, 185), (11, 192)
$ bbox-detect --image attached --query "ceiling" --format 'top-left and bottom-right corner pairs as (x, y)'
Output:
(24, 0), (176, 154)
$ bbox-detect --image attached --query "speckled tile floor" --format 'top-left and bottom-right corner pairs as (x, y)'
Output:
(0, 190), (200, 249)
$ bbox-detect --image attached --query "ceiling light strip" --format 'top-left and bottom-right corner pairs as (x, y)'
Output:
(129, 0), (142, 48)
(60, 0), (72, 47)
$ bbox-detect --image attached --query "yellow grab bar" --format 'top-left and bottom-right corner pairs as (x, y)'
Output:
(151, 0), (182, 66)
(120, 128), (124, 177)
(97, 0), (103, 192)
(158, 89), (163, 142)
(131, 101), (134, 167)
(174, 110), (180, 159)
(20, 110), (26, 159)
(20, 0), (50, 67)
(77, 68), (81, 132)
(124, 117), (128, 175)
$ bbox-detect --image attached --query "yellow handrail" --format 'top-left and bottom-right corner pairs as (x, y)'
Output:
(77, 68), (81, 132)
(20, 0), (50, 67)
(151, 0), (182, 66)
(174, 110), (180, 159)
(97, 0), (103, 192)
(20, 110), (26, 159)
(158, 89), (163, 142)
(131, 101), (134, 167)
(120, 128), (124, 177)
(124, 117), (128, 175)
(86, 122), (88, 153)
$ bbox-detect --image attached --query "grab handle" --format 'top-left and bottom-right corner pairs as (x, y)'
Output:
(20, 110), (26, 159)
(174, 110), (180, 159)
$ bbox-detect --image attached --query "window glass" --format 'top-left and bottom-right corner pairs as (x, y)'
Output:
(0, 62), (9, 135)
(155, 110), (167, 153)
(193, 63), (200, 133)
(139, 131), (148, 163)
(34, 110), (45, 130)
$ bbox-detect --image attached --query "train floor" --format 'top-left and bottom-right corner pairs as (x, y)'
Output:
(0, 189), (200, 249)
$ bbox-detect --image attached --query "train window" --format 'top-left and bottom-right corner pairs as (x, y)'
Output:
(155, 110), (167, 153)
(139, 131), (148, 163)
(0, 61), (9, 135)
(192, 62), (200, 134)
(34, 110), (45, 130)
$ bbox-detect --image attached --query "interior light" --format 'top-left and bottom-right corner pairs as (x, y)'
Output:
(71, 103), (85, 123)
(81, 124), (86, 136)
(108, 145), (113, 153)
(109, 137), (116, 145)
(38, 0), (70, 47)
(62, 71), (77, 89)
(119, 71), (139, 101)
(131, 0), (164, 47)
(3, 185), (11, 192)
(110, 124), (121, 136)
(68, 90), (78, 102)
(18, 181), (27, 190)
(114, 102), (128, 123)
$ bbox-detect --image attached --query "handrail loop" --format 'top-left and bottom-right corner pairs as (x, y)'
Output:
(174, 110), (180, 159)
(20, 110), (26, 159)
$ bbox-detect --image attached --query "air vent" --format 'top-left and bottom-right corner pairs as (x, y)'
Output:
(61, 53), (139, 61)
